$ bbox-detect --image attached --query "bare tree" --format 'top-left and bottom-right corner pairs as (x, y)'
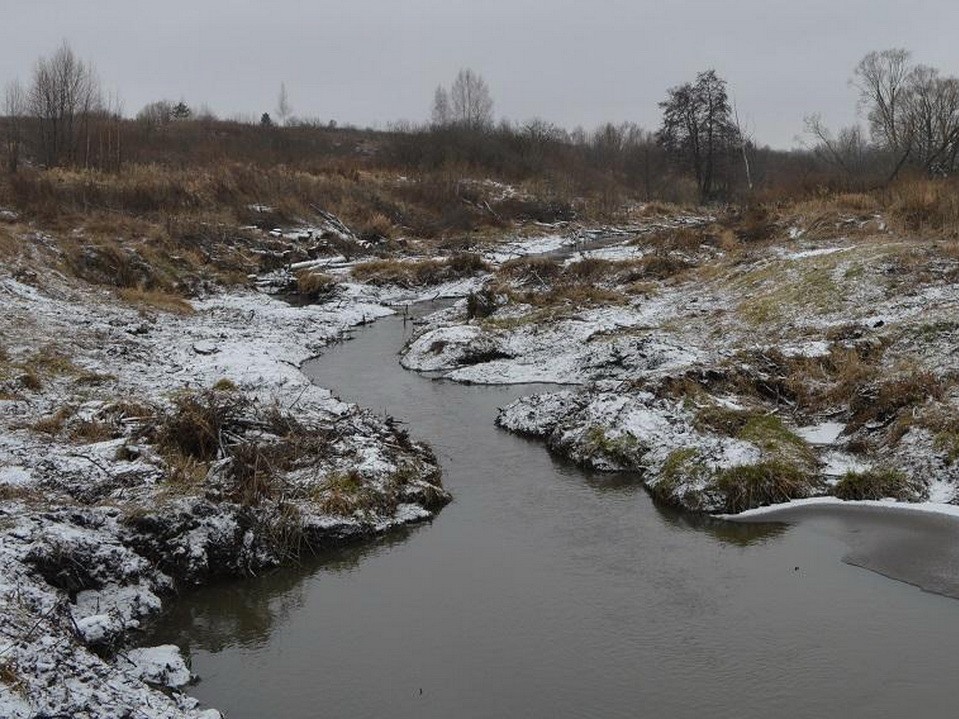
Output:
(803, 114), (871, 178)
(3, 80), (26, 173)
(276, 82), (292, 125)
(657, 70), (739, 201)
(29, 41), (102, 167)
(854, 49), (913, 155)
(732, 102), (754, 191)
(901, 65), (959, 175)
(137, 99), (174, 126)
(431, 85), (450, 126)
(853, 49), (959, 178)
(449, 69), (493, 130)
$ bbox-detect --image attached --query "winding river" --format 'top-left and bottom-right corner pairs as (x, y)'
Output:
(151, 302), (959, 718)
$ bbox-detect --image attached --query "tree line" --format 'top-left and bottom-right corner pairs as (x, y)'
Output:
(3, 43), (959, 204)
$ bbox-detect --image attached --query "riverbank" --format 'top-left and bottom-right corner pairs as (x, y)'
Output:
(0, 210), (638, 717)
(0, 225), (456, 716)
(2, 196), (958, 716)
(400, 204), (959, 514)
(150, 291), (959, 719)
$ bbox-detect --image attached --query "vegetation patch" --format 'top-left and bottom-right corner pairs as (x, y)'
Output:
(582, 426), (644, 468)
(849, 370), (945, 431)
(649, 447), (712, 510)
(351, 253), (487, 287)
(737, 414), (816, 468)
(736, 262), (842, 326)
(296, 271), (338, 300)
(117, 287), (195, 314)
(832, 468), (924, 501)
(712, 461), (816, 513)
(313, 470), (386, 517)
(155, 387), (247, 461)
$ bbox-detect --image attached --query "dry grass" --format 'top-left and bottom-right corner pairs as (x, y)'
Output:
(296, 271), (338, 299)
(313, 469), (391, 517)
(117, 287), (195, 314)
(0, 658), (25, 696)
(883, 178), (959, 236)
(155, 388), (247, 461)
(163, 450), (210, 486)
(848, 370), (945, 431)
(0, 225), (19, 259)
(351, 253), (488, 287)
(31, 405), (75, 435)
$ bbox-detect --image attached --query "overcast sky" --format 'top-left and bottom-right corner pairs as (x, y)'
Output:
(3, 1), (958, 148)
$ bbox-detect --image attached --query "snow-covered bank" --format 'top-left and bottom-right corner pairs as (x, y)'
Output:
(722, 495), (959, 522)
(398, 216), (959, 515)
(0, 262), (449, 716)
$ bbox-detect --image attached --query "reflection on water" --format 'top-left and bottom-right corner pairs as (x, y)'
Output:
(152, 525), (428, 653)
(656, 504), (788, 547)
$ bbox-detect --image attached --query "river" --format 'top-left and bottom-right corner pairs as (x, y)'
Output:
(150, 302), (959, 718)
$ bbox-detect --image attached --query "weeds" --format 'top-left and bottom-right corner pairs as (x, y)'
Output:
(314, 470), (383, 516)
(582, 426), (643, 467)
(155, 388), (248, 461)
(0, 658), (25, 696)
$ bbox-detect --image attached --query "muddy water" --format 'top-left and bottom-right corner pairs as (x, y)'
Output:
(152, 305), (959, 719)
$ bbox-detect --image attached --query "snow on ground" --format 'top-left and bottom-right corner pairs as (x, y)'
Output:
(122, 645), (193, 689)
(398, 222), (959, 516)
(797, 422), (846, 446)
(724, 495), (959, 522)
(0, 265), (448, 717)
(562, 242), (646, 264)
(483, 234), (575, 263)
(402, 294), (709, 386)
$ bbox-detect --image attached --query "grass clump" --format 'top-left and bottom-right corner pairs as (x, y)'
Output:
(296, 270), (338, 299)
(737, 414), (816, 468)
(850, 371), (945, 431)
(314, 469), (384, 517)
(713, 461), (815, 513)
(0, 658), (25, 696)
(934, 431), (959, 464)
(832, 468), (923, 501)
(31, 405), (75, 435)
(693, 404), (751, 436)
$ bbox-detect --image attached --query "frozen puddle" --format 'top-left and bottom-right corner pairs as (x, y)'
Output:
(797, 421), (846, 446)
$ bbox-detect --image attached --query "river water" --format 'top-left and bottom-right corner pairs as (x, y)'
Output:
(152, 304), (959, 718)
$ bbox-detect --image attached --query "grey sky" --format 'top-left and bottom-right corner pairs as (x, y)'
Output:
(3, 0), (958, 148)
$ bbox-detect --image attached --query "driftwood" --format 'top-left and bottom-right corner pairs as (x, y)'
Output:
(309, 205), (360, 242)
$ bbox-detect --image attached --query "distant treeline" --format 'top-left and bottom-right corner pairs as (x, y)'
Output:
(3, 43), (959, 206)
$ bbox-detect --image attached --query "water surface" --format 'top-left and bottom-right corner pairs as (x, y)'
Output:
(152, 305), (959, 718)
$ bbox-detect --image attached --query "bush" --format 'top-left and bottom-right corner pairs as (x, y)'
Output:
(296, 270), (338, 299)
(155, 387), (247, 461)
